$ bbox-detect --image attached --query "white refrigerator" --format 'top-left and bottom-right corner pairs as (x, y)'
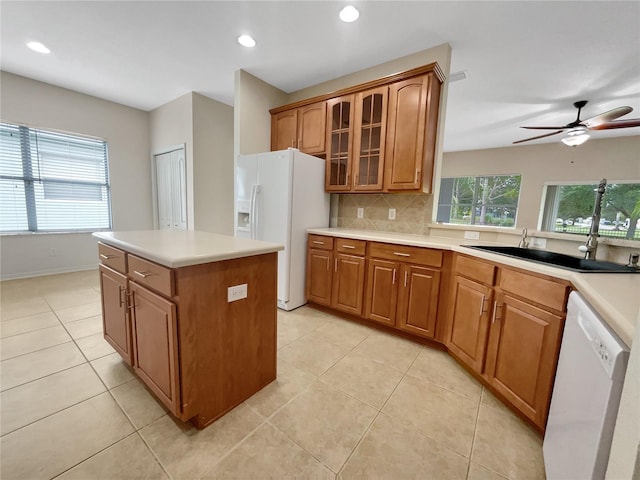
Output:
(235, 148), (330, 311)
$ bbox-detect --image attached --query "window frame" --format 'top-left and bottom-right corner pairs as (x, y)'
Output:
(0, 122), (112, 234)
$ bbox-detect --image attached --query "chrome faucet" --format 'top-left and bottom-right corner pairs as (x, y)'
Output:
(578, 178), (607, 260)
(517, 227), (529, 248)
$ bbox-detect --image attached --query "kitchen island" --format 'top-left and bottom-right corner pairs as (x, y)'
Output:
(93, 230), (283, 429)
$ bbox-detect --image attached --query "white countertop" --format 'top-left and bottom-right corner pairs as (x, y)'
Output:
(308, 228), (640, 346)
(93, 230), (283, 268)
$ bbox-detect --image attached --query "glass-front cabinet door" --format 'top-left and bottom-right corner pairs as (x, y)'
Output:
(325, 95), (354, 192)
(352, 86), (388, 191)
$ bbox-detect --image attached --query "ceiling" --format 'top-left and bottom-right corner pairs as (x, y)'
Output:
(1, 1), (639, 152)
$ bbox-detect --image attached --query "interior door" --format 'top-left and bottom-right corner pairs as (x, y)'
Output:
(153, 146), (186, 230)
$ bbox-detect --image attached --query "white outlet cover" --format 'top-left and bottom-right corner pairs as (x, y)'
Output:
(464, 231), (480, 240)
(388, 208), (396, 220)
(227, 284), (248, 302)
(357, 207), (364, 219)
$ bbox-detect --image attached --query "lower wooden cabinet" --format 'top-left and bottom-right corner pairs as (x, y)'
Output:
(396, 264), (440, 338)
(484, 292), (564, 428)
(365, 259), (398, 326)
(332, 253), (366, 316)
(99, 264), (132, 365)
(130, 281), (180, 415)
(306, 248), (333, 306)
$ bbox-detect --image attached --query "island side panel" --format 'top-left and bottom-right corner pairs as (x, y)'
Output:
(175, 252), (278, 428)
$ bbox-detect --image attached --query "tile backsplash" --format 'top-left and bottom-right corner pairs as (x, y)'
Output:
(335, 193), (434, 234)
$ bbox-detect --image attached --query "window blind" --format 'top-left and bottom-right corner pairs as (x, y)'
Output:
(0, 122), (111, 233)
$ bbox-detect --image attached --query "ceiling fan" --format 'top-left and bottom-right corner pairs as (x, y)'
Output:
(513, 100), (640, 146)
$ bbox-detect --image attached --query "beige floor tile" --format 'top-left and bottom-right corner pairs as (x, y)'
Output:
(55, 301), (103, 323)
(270, 382), (377, 473)
(0, 342), (86, 391)
(0, 296), (51, 321)
(57, 433), (169, 479)
(64, 314), (103, 339)
(43, 287), (101, 311)
(111, 379), (168, 429)
(91, 352), (135, 389)
(277, 308), (331, 349)
(480, 387), (512, 414)
(140, 403), (264, 479)
(312, 317), (372, 348)
(245, 359), (316, 418)
(0, 324), (71, 360)
(319, 350), (404, 409)
(382, 374), (478, 457)
(340, 412), (468, 479)
(203, 422), (335, 479)
(467, 462), (510, 480)
(0, 311), (60, 338)
(75, 332), (116, 360)
(351, 331), (422, 372)
(278, 333), (350, 377)
(407, 347), (482, 400)
(0, 392), (134, 479)
(471, 403), (545, 480)
(1, 363), (105, 435)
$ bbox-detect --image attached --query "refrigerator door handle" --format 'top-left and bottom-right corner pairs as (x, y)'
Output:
(250, 184), (260, 239)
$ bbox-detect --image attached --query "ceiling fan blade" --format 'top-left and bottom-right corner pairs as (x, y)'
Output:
(513, 130), (564, 144)
(520, 125), (570, 130)
(582, 106), (633, 127)
(588, 118), (640, 130)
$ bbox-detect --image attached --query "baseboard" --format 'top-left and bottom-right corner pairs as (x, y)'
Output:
(0, 264), (98, 281)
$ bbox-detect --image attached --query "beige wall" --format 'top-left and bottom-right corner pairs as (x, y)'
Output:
(192, 93), (234, 234)
(234, 69), (288, 156)
(0, 72), (151, 279)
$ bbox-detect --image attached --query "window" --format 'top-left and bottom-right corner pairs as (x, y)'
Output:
(437, 175), (521, 227)
(0, 123), (111, 233)
(541, 182), (640, 241)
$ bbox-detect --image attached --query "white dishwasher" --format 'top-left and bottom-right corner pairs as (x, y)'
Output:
(543, 291), (629, 480)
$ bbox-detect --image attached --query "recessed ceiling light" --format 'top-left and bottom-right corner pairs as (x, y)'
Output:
(339, 5), (359, 23)
(237, 35), (256, 48)
(27, 41), (50, 54)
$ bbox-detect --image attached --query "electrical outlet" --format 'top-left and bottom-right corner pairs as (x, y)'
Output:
(388, 208), (396, 220)
(357, 207), (364, 219)
(227, 284), (248, 302)
(464, 231), (480, 240)
(531, 237), (547, 248)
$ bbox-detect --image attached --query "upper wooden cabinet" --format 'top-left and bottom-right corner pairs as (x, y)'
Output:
(270, 101), (326, 155)
(270, 63), (444, 193)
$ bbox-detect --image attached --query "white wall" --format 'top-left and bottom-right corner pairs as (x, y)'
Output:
(192, 93), (234, 234)
(0, 72), (151, 279)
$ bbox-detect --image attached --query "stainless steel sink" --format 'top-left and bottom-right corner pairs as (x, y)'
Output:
(464, 245), (640, 274)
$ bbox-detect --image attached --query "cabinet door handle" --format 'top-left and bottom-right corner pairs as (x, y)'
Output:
(479, 294), (486, 316)
(326, 258), (330, 271)
(133, 270), (152, 278)
(393, 252), (410, 257)
(495, 303), (503, 321)
(334, 258), (338, 272)
(342, 245), (356, 249)
(392, 268), (396, 285)
(312, 240), (325, 245)
(118, 286), (126, 308)
(126, 292), (135, 310)
(100, 254), (114, 260)
(491, 301), (498, 324)
(415, 170), (421, 183)
(404, 270), (408, 287)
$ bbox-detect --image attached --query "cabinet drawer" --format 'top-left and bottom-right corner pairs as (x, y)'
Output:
(369, 242), (442, 267)
(128, 255), (174, 297)
(336, 238), (366, 255)
(98, 243), (127, 274)
(455, 254), (496, 285)
(498, 268), (569, 312)
(308, 234), (334, 251)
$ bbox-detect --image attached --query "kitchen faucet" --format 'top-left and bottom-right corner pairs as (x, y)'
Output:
(518, 227), (529, 248)
(578, 178), (607, 260)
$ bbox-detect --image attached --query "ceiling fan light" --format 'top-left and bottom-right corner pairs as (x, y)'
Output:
(561, 127), (590, 147)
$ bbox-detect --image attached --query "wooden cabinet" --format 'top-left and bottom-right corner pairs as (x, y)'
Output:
(332, 253), (366, 315)
(325, 95), (355, 191)
(130, 281), (180, 414)
(384, 73), (440, 192)
(271, 102), (327, 154)
(447, 253), (569, 430)
(352, 87), (388, 191)
(270, 63), (444, 194)
(97, 241), (277, 429)
(306, 248), (333, 306)
(99, 264), (132, 365)
(365, 242), (442, 339)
